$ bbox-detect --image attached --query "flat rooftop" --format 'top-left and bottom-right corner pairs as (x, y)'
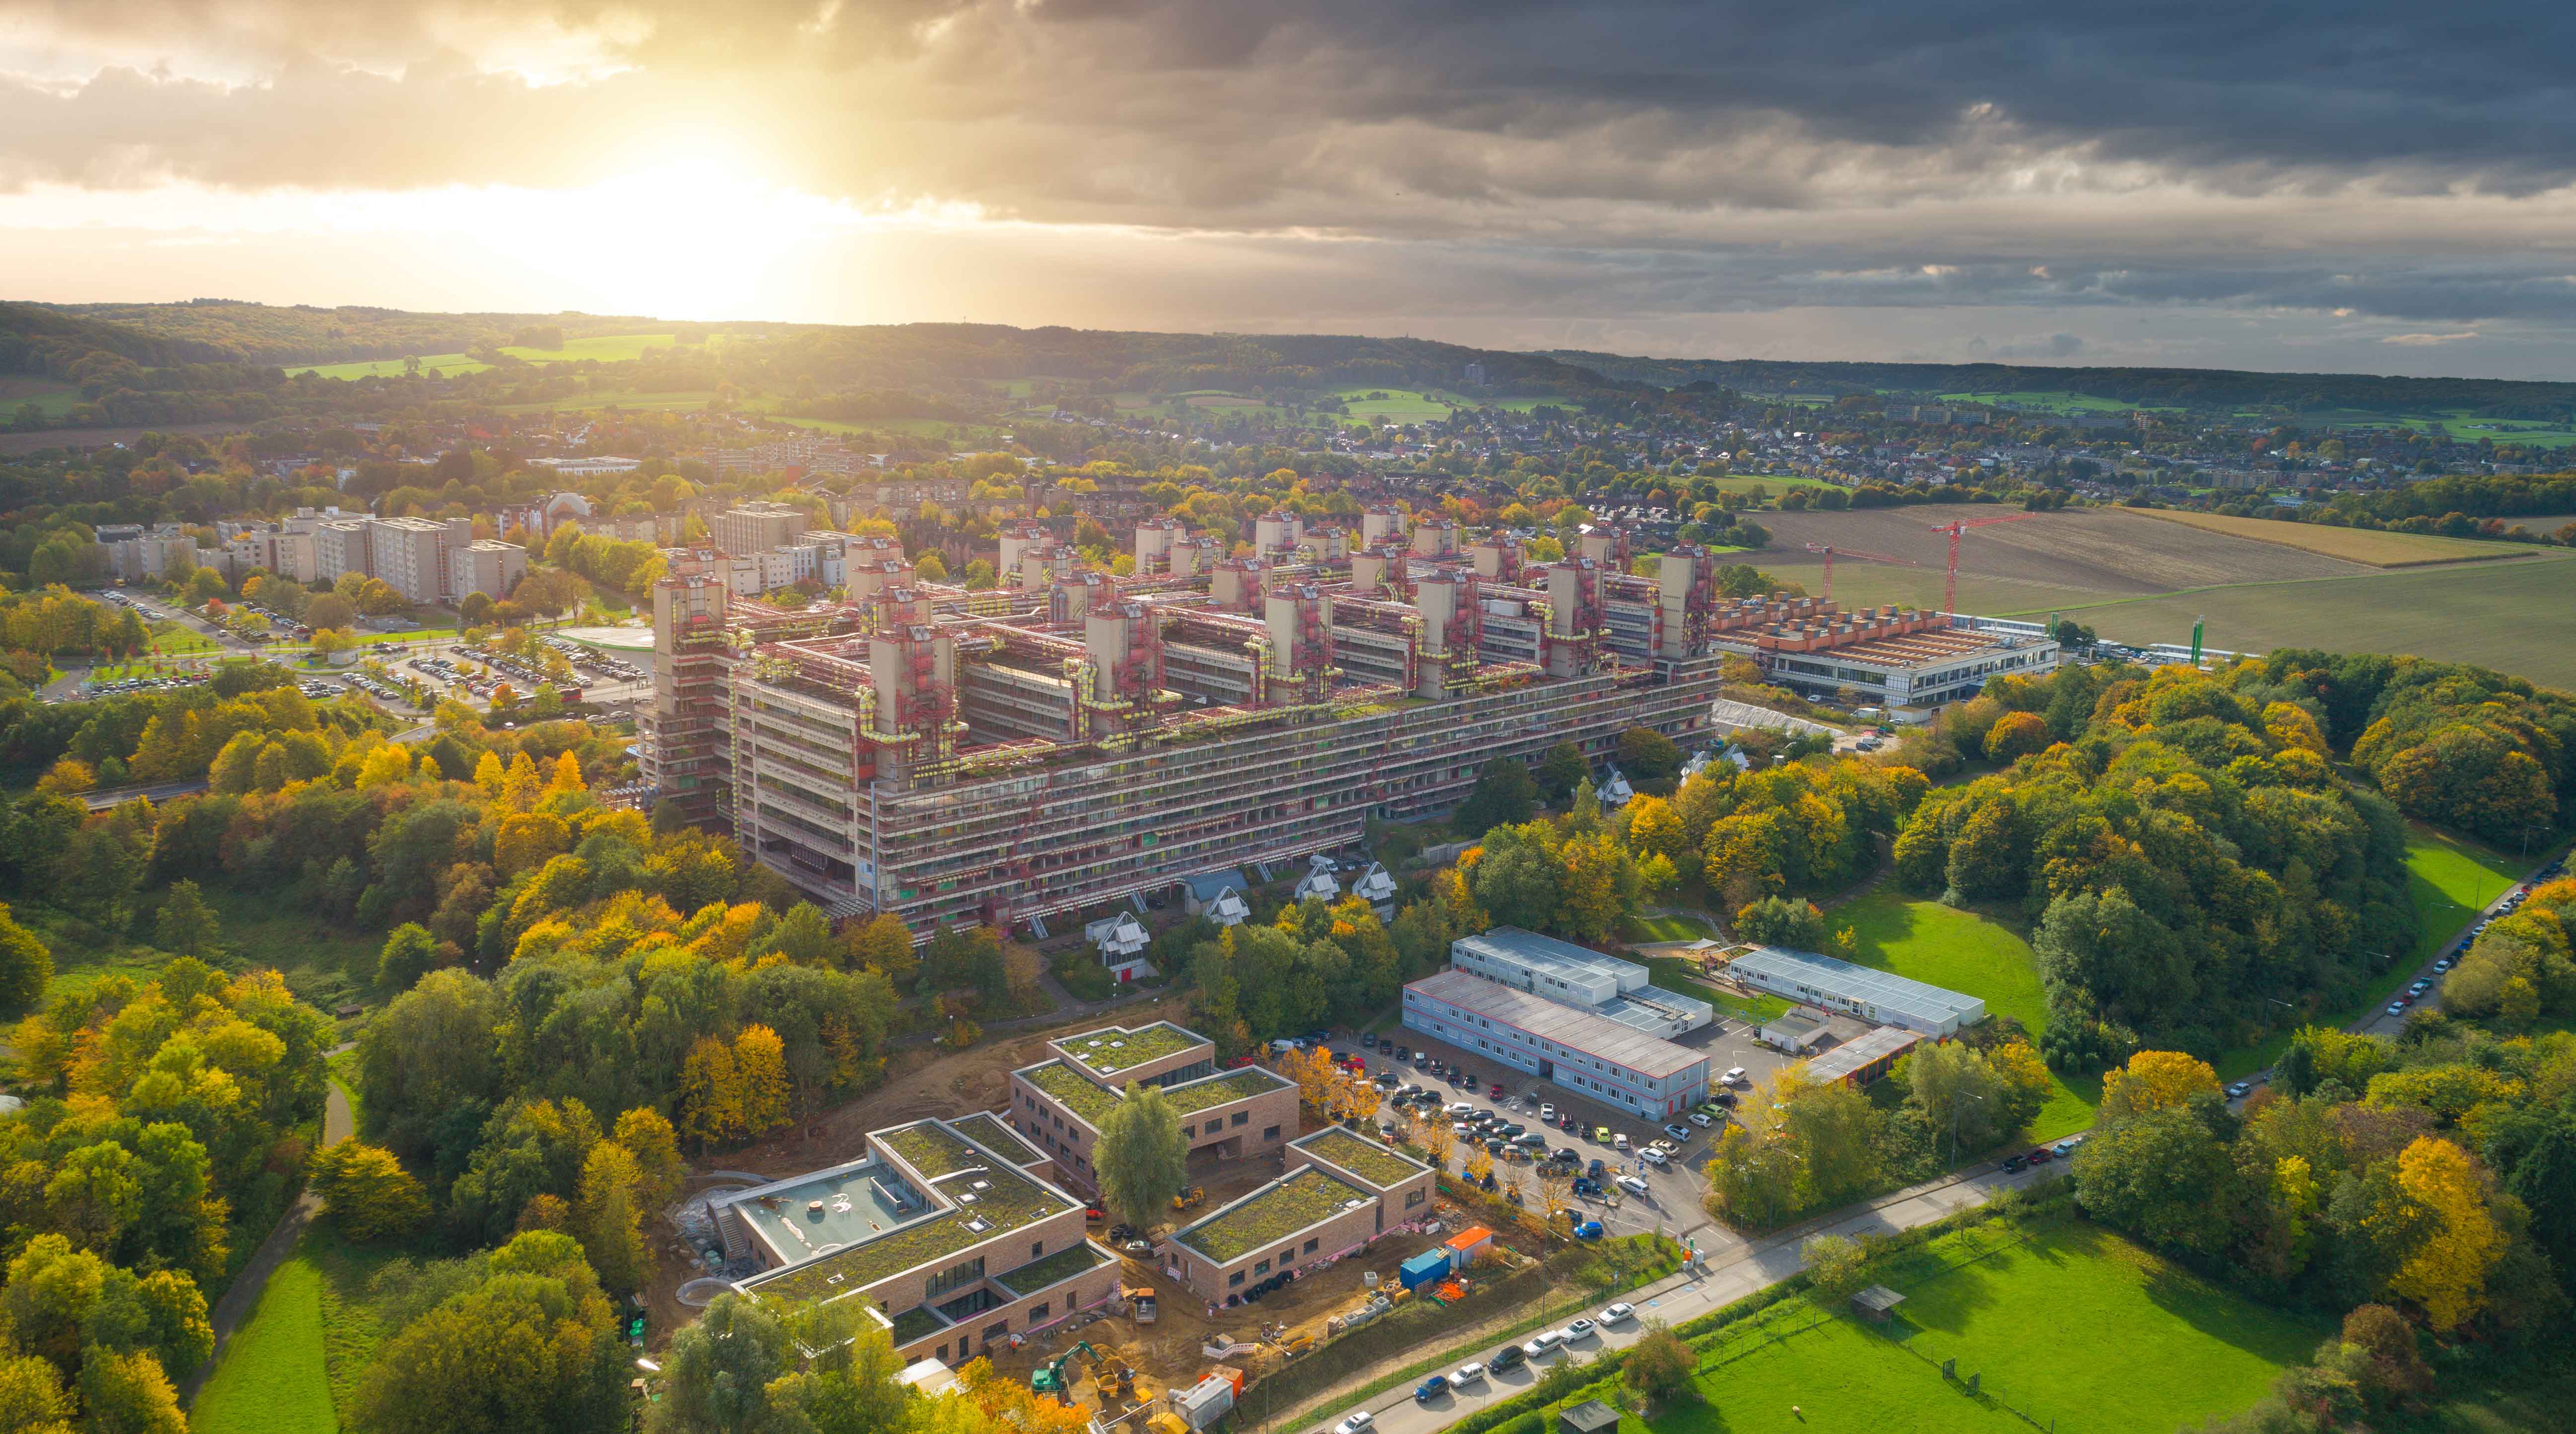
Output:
(737, 1118), (1077, 1305)
(1819, 628), (2027, 667)
(1165, 1066), (1290, 1116)
(1727, 946), (1985, 1028)
(1453, 928), (1640, 986)
(950, 1112), (1044, 1165)
(726, 1159), (918, 1267)
(1174, 1165), (1377, 1264)
(1294, 1127), (1432, 1190)
(1021, 1060), (1121, 1127)
(1054, 1022), (1208, 1079)
(1406, 970), (1709, 1079)
(1806, 1027), (1924, 1084)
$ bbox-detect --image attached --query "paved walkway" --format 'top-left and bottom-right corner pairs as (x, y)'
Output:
(180, 1045), (355, 1409)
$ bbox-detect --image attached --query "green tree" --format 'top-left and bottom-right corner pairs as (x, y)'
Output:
(1093, 1081), (1188, 1229)
(1452, 757), (1537, 837)
(1534, 741), (1589, 803)
(311, 1142), (430, 1242)
(0, 903), (54, 1014)
(2072, 1100), (2238, 1252)
(1622, 1323), (1698, 1405)
(574, 1141), (650, 1294)
(354, 1231), (624, 1434)
(75, 1348), (185, 1434)
(1800, 1233), (1869, 1301)
(151, 880), (219, 958)
(376, 923), (438, 993)
(1616, 725), (1684, 783)
(647, 1291), (791, 1434)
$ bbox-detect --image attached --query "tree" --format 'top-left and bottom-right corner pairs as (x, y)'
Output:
(1453, 757), (1537, 836)
(2099, 1051), (2220, 1124)
(1732, 895), (1827, 949)
(734, 1024), (792, 1140)
(376, 923), (438, 993)
(1094, 1081), (1188, 1228)
(574, 1141), (650, 1293)
(75, 1349), (185, 1434)
(647, 1292), (791, 1434)
(1535, 741), (1589, 802)
(355, 1231), (623, 1434)
(35, 758), (95, 796)
(678, 1036), (745, 1149)
(0, 1351), (70, 1434)
(306, 593), (356, 632)
(0, 904), (54, 1015)
(1617, 725), (1684, 784)
(1983, 710), (2052, 762)
(310, 1142), (430, 1242)
(1801, 1233), (1869, 1301)
(2387, 1136), (2504, 1332)
(913, 552), (948, 582)
(614, 1108), (687, 1213)
(2071, 1101), (2237, 1252)
(1623, 1323), (1698, 1405)
(147, 875), (217, 957)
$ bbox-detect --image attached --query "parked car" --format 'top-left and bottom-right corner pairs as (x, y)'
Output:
(1489, 1082), (1505, 1098)
(2001, 1154), (2028, 1173)
(1567, 1318), (1596, 1341)
(2225, 1081), (2253, 1099)
(1539, 1102), (1556, 1120)
(1414, 1375), (1449, 1403)
(1662, 1123), (1692, 1142)
(1687, 1111), (1715, 1128)
(1613, 1133), (1631, 1151)
(1451, 1362), (1485, 1385)
(1616, 1174), (1650, 1197)
(2051, 1136), (2085, 1158)
(1332, 1413), (1373, 1434)
(1712, 1090), (1738, 1108)
(2386, 1002), (2408, 1018)
(1521, 1331), (1568, 1359)
(1587, 1158), (1607, 1180)
(1640, 1148), (1669, 1167)
(1600, 1302), (1635, 1324)
(1721, 1067), (1749, 1086)
(1572, 1178), (1602, 1198)
(1593, 1126), (1613, 1143)
(1488, 1344), (1527, 1373)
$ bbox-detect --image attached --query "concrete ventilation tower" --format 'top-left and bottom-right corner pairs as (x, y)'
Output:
(1079, 600), (1170, 745)
(1469, 532), (1521, 584)
(867, 586), (959, 786)
(1253, 510), (1305, 557)
(1360, 506), (1406, 547)
(1412, 568), (1484, 700)
(1168, 534), (1220, 578)
(1133, 517), (1184, 576)
(1411, 516), (1460, 559)
(1657, 544), (1719, 660)
(1211, 557), (1266, 612)
(1542, 559), (1606, 678)
(1577, 525), (1632, 573)
(1263, 583), (1337, 706)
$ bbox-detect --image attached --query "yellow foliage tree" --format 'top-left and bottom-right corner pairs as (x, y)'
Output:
(494, 812), (573, 879)
(678, 1035), (744, 1148)
(547, 750), (585, 793)
(354, 743), (413, 790)
(1281, 1046), (1338, 1113)
(2100, 1050), (2220, 1123)
(2386, 1137), (2504, 1331)
(500, 751), (542, 811)
(472, 750), (506, 798)
(1624, 793), (1686, 861)
(734, 1023), (792, 1141)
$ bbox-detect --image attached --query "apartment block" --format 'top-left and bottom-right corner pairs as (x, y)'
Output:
(1007, 1022), (1298, 1188)
(713, 500), (809, 559)
(447, 540), (529, 602)
(367, 516), (473, 604)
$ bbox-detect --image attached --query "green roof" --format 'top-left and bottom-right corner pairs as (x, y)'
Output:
(952, 1113), (1043, 1165)
(1023, 1061), (1120, 1128)
(742, 1122), (1073, 1305)
(992, 1239), (1112, 1297)
(1056, 1022), (1206, 1077)
(1175, 1167), (1374, 1264)
(1297, 1128), (1431, 1189)
(1165, 1067), (1289, 1116)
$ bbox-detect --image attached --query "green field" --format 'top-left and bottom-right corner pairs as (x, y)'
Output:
(2500, 511), (2576, 534)
(2327, 408), (2576, 449)
(22, 884), (387, 1017)
(1833, 892), (2097, 1139)
(1655, 1219), (2318, 1434)
(501, 388), (720, 415)
(290, 332), (681, 380)
(1932, 390), (2182, 416)
(192, 1258), (338, 1434)
(0, 375), (86, 417)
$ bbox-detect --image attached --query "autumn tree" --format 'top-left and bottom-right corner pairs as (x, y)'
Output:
(310, 1142), (430, 1242)
(733, 1024), (792, 1142)
(2387, 1136), (2504, 1331)
(0, 904), (55, 1014)
(2099, 1050), (2220, 1123)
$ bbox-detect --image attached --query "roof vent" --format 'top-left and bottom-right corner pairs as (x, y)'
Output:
(966, 1218), (989, 1232)
(972, 1181), (991, 1192)
(1109, 1041), (1126, 1049)
(958, 1192), (977, 1204)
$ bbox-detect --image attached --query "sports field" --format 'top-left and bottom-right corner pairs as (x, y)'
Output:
(1831, 892), (2097, 1139)
(192, 1258), (338, 1434)
(2115, 506), (2529, 567)
(1649, 1220), (2317, 1434)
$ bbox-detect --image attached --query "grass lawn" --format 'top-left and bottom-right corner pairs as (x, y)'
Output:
(1870, 1219), (2325, 1434)
(1644, 954), (1792, 1022)
(290, 353), (489, 380)
(2218, 827), (2530, 1080)
(1622, 912), (1717, 942)
(497, 332), (678, 363)
(23, 884), (386, 1017)
(1648, 1300), (2022, 1434)
(1833, 892), (2097, 1139)
(192, 1257), (338, 1434)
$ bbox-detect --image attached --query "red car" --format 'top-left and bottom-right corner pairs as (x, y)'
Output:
(1489, 1082), (1505, 1099)
(2027, 1148), (2054, 1164)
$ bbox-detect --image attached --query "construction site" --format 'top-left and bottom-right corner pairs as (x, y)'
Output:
(640, 505), (2052, 934)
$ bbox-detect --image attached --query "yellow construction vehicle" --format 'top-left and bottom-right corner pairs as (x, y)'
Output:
(1171, 1186), (1206, 1212)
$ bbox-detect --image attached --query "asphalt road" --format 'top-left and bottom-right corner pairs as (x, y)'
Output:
(2349, 858), (2561, 1040)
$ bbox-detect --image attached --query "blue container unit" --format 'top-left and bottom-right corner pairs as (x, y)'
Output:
(1398, 1250), (1453, 1291)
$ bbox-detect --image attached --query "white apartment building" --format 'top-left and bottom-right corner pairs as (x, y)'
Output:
(367, 517), (474, 604)
(448, 540), (530, 602)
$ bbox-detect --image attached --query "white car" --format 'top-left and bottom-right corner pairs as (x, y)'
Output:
(1640, 1147), (1669, 1167)
(1721, 1067), (1749, 1086)
(1662, 1123), (1693, 1142)
(1539, 1102), (1556, 1120)
(1446, 1102), (1476, 1119)
(1616, 1174), (1650, 1197)
(1566, 1318), (1596, 1340)
(1451, 1362), (1486, 1385)
(1687, 1111), (1714, 1128)
(1332, 1413), (1374, 1434)
(1600, 1302), (1636, 1323)
(1613, 1133), (1631, 1151)
(1521, 1330), (1568, 1359)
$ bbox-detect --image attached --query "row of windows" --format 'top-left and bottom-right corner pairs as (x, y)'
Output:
(1226, 1234), (1325, 1286)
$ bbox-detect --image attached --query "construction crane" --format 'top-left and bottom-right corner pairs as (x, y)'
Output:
(1928, 513), (2036, 616)
(1800, 542), (1916, 603)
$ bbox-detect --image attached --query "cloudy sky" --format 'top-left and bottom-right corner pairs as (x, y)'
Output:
(6, 0), (2576, 375)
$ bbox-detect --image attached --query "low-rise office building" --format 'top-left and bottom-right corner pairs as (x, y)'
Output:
(1723, 946), (1986, 1036)
(1448, 928), (1712, 1037)
(1402, 968), (1711, 1119)
(1164, 1128), (1434, 1302)
(1006, 1022), (1298, 1188)
(720, 1115), (1121, 1367)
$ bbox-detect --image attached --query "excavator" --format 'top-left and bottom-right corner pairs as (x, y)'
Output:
(1031, 1341), (1101, 1401)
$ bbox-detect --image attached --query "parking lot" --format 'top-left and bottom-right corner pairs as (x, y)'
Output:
(1341, 1023), (1740, 1252)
